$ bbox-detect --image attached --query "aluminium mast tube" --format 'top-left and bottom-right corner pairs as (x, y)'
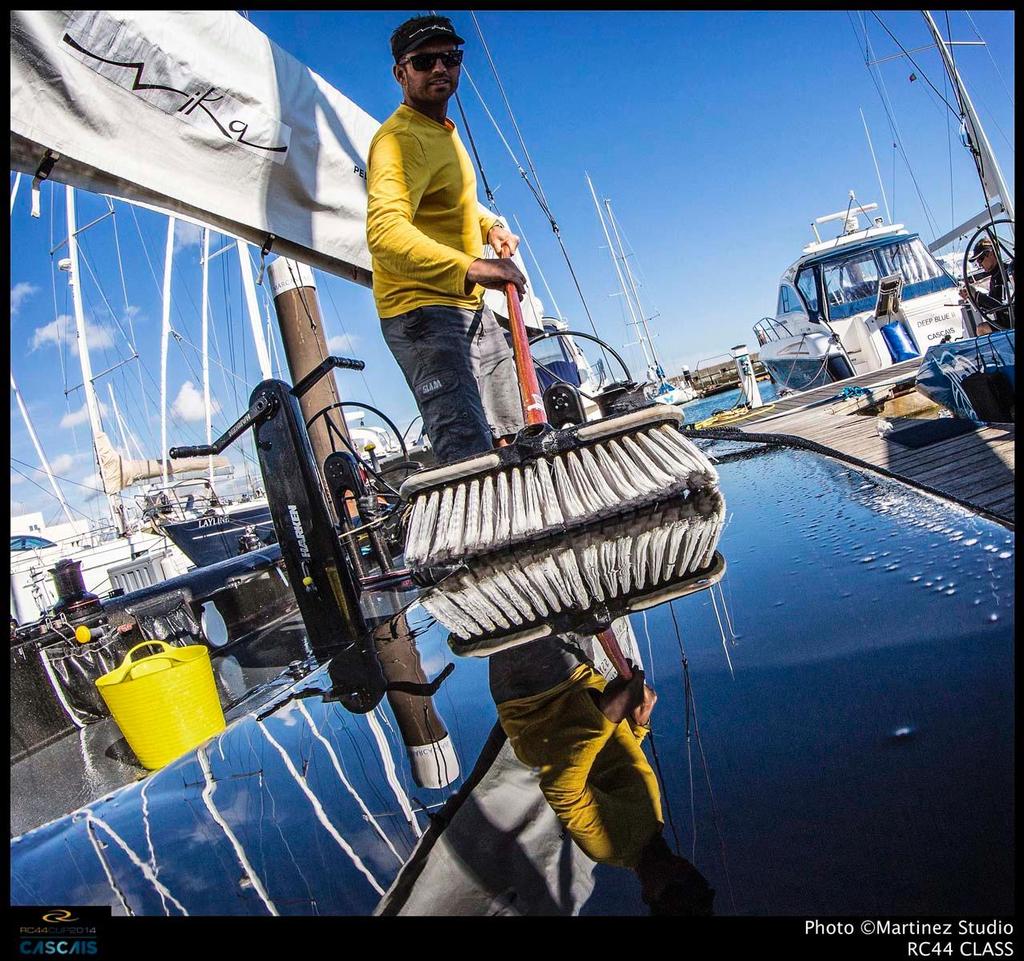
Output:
(585, 174), (655, 374)
(860, 107), (892, 224)
(105, 383), (133, 463)
(605, 198), (663, 378)
(201, 228), (214, 487)
(160, 215), (174, 489)
(64, 185), (123, 533)
(10, 372), (77, 528)
(236, 241), (274, 380)
(921, 10), (1014, 233)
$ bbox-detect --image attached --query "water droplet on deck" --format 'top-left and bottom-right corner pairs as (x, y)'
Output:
(988, 613), (999, 623)
(963, 538), (978, 546)
(888, 725), (916, 743)
(998, 551), (1011, 560)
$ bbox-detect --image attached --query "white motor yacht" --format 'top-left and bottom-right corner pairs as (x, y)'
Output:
(755, 197), (969, 393)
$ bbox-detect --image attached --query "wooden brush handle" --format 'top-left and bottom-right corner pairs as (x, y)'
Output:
(596, 626), (633, 680)
(501, 244), (546, 426)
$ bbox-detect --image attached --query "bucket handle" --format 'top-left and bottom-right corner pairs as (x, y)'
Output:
(123, 640), (174, 662)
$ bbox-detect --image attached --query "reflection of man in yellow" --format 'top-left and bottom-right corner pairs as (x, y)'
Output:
(490, 636), (714, 915)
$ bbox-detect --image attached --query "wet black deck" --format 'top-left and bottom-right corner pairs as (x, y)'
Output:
(726, 360), (1014, 526)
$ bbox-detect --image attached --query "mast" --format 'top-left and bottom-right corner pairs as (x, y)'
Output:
(585, 173), (655, 374)
(921, 10), (1014, 232)
(11, 172), (22, 215)
(106, 383), (133, 460)
(605, 198), (664, 379)
(236, 240), (274, 381)
(63, 185), (123, 533)
(11, 371), (77, 528)
(160, 216), (175, 488)
(860, 107), (892, 223)
(201, 227), (214, 487)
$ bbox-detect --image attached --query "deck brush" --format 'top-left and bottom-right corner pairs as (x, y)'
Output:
(401, 406), (719, 571)
(416, 489), (726, 658)
(399, 247), (719, 574)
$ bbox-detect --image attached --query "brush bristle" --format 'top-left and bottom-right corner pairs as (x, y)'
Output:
(418, 491), (726, 640)
(404, 424), (719, 570)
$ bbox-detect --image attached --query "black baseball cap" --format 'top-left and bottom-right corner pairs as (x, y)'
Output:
(969, 237), (995, 262)
(391, 15), (465, 62)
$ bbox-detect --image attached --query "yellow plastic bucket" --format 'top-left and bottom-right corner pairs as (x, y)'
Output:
(95, 640), (226, 770)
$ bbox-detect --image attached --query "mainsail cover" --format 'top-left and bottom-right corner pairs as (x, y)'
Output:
(10, 10), (378, 285)
(10, 9), (547, 325)
(95, 432), (229, 495)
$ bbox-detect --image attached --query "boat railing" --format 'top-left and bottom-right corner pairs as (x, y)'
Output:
(754, 316), (795, 346)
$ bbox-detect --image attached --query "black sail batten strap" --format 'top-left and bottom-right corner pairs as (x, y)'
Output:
(31, 150), (60, 219)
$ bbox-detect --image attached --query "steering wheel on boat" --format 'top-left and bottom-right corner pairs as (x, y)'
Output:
(961, 219), (1015, 327)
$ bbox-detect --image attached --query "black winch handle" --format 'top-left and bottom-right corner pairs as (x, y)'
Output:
(292, 355), (366, 399)
(169, 392), (276, 459)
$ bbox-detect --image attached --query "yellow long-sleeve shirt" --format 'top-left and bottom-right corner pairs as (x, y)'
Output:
(366, 104), (501, 319)
(496, 663), (664, 869)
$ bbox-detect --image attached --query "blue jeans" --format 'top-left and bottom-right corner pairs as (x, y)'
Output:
(381, 303), (525, 465)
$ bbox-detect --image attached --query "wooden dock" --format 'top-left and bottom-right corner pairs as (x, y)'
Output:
(703, 359), (1015, 527)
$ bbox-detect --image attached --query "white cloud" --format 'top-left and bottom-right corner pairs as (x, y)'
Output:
(10, 472), (26, 486)
(49, 453), (79, 475)
(171, 380), (220, 422)
(81, 472), (104, 492)
(173, 221), (204, 253)
(31, 314), (115, 355)
(11, 282), (39, 316)
(327, 333), (360, 355)
(60, 400), (109, 429)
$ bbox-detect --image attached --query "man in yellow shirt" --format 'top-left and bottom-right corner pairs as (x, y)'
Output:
(491, 636), (716, 915)
(367, 16), (528, 465)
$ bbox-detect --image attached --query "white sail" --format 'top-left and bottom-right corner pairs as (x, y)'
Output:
(10, 10), (379, 284)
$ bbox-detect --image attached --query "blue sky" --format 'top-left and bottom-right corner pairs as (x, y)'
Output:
(10, 10), (1015, 524)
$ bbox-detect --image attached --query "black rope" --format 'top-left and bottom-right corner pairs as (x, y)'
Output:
(667, 598), (738, 913)
(646, 728), (682, 857)
(453, 89), (498, 211)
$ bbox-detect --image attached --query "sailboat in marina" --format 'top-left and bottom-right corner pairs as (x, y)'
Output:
(10, 181), (294, 621)
(8, 9), (597, 914)
(586, 174), (698, 406)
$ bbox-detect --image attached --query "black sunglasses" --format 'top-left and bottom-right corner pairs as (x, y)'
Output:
(400, 49), (464, 71)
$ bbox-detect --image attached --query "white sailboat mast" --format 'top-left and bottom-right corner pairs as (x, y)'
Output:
(585, 173), (655, 373)
(65, 187), (107, 460)
(201, 227), (214, 487)
(11, 371), (77, 528)
(106, 383), (133, 460)
(236, 240), (273, 381)
(605, 199), (664, 377)
(160, 217), (175, 488)
(921, 10), (1014, 232)
(64, 185), (122, 532)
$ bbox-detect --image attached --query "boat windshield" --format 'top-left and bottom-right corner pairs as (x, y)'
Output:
(818, 238), (953, 320)
(529, 332), (582, 389)
(10, 535), (57, 551)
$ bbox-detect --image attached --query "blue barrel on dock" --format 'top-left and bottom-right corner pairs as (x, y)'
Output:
(881, 320), (919, 362)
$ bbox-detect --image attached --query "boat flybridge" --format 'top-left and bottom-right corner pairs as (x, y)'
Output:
(754, 195), (968, 393)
